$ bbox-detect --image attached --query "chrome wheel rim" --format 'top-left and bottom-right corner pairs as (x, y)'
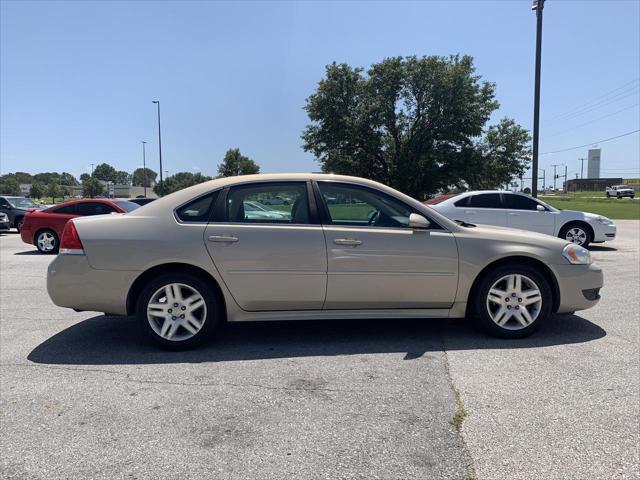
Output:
(147, 283), (207, 341)
(486, 274), (542, 330)
(37, 232), (56, 252)
(565, 227), (587, 245)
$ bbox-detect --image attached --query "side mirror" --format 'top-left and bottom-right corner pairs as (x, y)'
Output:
(536, 204), (546, 212)
(409, 213), (430, 229)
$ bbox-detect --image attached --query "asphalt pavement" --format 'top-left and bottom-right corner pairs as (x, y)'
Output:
(0, 222), (638, 479)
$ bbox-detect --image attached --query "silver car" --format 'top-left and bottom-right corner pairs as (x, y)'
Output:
(47, 174), (603, 349)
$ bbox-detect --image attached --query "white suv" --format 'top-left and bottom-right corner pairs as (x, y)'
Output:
(606, 185), (635, 199)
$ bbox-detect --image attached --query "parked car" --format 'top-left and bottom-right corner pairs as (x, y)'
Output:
(129, 197), (156, 206)
(243, 201), (291, 221)
(605, 185), (635, 198)
(47, 174), (602, 349)
(21, 198), (139, 254)
(0, 196), (47, 232)
(427, 191), (615, 248)
(260, 196), (291, 206)
(0, 212), (10, 230)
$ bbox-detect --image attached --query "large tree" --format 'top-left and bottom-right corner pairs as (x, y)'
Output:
(29, 182), (45, 199)
(217, 148), (260, 177)
(82, 177), (104, 198)
(0, 176), (21, 195)
(154, 172), (212, 195)
(132, 167), (157, 187)
(302, 56), (531, 198)
(59, 172), (79, 186)
(46, 181), (65, 203)
(92, 163), (118, 182)
(115, 170), (132, 185)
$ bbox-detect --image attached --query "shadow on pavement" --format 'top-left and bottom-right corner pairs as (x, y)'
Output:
(14, 250), (42, 255)
(28, 314), (606, 366)
(589, 245), (617, 252)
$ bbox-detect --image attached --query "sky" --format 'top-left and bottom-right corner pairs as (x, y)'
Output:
(1, 0), (639, 187)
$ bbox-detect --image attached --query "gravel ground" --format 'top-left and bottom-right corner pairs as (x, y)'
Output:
(1, 221), (638, 479)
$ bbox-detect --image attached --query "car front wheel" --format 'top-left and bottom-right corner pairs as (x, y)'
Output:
(136, 273), (222, 349)
(559, 222), (592, 248)
(35, 229), (59, 254)
(472, 264), (553, 338)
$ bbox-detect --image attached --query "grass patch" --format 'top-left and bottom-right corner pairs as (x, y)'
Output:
(451, 387), (468, 432)
(540, 196), (640, 219)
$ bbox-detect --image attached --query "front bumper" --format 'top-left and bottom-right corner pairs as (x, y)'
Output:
(0, 221), (9, 230)
(47, 254), (138, 315)
(592, 222), (616, 242)
(554, 263), (603, 313)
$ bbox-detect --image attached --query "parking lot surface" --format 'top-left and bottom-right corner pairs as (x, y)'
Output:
(1, 222), (638, 479)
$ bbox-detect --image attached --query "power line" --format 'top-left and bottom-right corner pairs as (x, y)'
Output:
(550, 89), (639, 123)
(545, 103), (640, 138)
(541, 129), (640, 155)
(546, 78), (639, 121)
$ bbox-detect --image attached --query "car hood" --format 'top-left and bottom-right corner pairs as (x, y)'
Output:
(459, 222), (568, 248)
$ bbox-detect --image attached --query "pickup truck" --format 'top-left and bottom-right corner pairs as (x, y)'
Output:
(605, 185), (635, 199)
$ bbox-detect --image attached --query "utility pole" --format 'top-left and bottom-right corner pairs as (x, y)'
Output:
(141, 141), (147, 197)
(90, 163), (95, 176)
(540, 168), (545, 191)
(531, 0), (545, 198)
(152, 100), (163, 196)
(564, 165), (568, 193)
(579, 157), (586, 179)
(551, 163), (560, 190)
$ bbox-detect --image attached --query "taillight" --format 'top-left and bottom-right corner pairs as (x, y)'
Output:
(60, 221), (84, 255)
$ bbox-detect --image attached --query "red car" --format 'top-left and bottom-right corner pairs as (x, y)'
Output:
(20, 199), (139, 254)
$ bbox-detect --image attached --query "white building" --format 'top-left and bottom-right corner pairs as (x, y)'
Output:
(587, 148), (601, 179)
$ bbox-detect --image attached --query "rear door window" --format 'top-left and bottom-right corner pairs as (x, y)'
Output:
(51, 204), (78, 214)
(76, 202), (117, 216)
(469, 193), (503, 209)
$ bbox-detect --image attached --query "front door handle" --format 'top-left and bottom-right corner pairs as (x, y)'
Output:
(208, 235), (239, 243)
(508, 212), (520, 216)
(334, 238), (362, 246)
(465, 210), (477, 214)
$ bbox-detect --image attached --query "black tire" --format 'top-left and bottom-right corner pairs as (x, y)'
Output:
(559, 221), (593, 248)
(35, 229), (59, 254)
(617, 194), (621, 199)
(471, 264), (553, 339)
(606, 192), (610, 198)
(15, 216), (23, 233)
(136, 273), (222, 350)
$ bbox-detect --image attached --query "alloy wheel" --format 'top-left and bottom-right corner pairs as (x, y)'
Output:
(486, 274), (542, 330)
(147, 283), (207, 341)
(37, 231), (56, 252)
(565, 227), (587, 246)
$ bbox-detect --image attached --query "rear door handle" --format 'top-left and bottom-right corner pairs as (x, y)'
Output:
(508, 212), (520, 216)
(334, 238), (362, 246)
(465, 210), (476, 214)
(208, 235), (239, 243)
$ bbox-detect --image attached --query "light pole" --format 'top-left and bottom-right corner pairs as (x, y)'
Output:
(141, 141), (148, 197)
(551, 163), (560, 190)
(152, 100), (163, 196)
(531, 0), (545, 198)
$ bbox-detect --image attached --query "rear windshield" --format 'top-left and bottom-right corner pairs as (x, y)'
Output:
(425, 193), (460, 205)
(113, 200), (140, 212)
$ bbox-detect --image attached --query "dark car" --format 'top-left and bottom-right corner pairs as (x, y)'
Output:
(0, 196), (44, 232)
(129, 197), (156, 206)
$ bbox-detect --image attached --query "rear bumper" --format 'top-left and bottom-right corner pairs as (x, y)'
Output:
(19, 224), (34, 244)
(47, 254), (138, 315)
(554, 263), (604, 313)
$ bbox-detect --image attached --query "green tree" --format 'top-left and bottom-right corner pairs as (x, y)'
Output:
(115, 171), (132, 185)
(79, 173), (91, 183)
(46, 181), (65, 203)
(82, 177), (104, 198)
(14, 172), (34, 184)
(154, 172), (212, 195)
(132, 167), (157, 187)
(29, 182), (45, 199)
(0, 176), (21, 195)
(33, 172), (60, 184)
(217, 148), (260, 177)
(302, 56), (531, 199)
(92, 163), (118, 182)
(59, 172), (79, 186)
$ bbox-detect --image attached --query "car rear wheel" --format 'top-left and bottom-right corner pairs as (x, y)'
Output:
(472, 264), (553, 338)
(559, 222), (592, 248)
(136, 273), (221, 349)
(35, 229), (59, 254)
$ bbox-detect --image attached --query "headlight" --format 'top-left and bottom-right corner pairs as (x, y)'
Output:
(562, 244), (592, 265)
(596, 216), (613, 225)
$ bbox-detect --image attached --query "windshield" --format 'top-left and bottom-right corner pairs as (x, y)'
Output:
(113, 200), (140, 212)
(7, 197), (37, 208)
(616, 185), (631, 189)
